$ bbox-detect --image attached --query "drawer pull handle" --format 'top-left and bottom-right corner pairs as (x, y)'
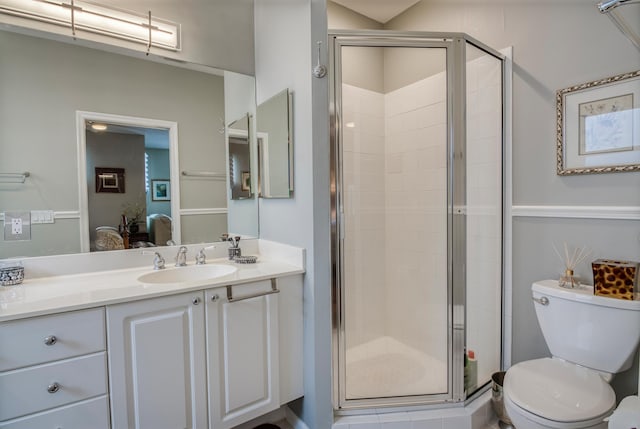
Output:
(192, 297), (201, 305)
(211, 294), (219, 302)
(44, 335), (57, 346)
(47, 382), (61, 393)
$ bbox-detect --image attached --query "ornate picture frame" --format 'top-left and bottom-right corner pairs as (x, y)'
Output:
(556, 70), (640, 175)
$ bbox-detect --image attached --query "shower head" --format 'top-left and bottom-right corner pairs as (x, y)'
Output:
(598, 0), (640, 13)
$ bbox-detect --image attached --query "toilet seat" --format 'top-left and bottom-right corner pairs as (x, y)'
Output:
(504, 358), (615, 427)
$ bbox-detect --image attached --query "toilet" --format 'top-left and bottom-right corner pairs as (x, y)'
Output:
(503, 280), (640, 429)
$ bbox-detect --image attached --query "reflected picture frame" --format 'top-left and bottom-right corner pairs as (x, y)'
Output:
(151, 179), (171, 201)
(95, 167), (125, 193)
(556, 70), (640, 175)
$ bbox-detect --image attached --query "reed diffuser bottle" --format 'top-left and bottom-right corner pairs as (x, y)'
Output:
(554, 243), (590, 289)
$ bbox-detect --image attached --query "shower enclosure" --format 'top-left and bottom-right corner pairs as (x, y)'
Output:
(330, 31), (505, 410)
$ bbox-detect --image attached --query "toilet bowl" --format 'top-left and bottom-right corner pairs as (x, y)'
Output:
(502, 280), (640, 429)
(504, 358), (615, 429)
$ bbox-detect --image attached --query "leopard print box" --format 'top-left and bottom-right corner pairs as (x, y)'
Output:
(592, 259), (639, 300)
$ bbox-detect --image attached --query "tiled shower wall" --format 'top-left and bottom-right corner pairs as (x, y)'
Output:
(342, 84), (387, 349)
(342, 74), (448, 358)
(383, 72), (448, 362)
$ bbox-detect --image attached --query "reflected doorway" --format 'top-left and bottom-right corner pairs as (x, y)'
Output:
(77, 111), (180, 252)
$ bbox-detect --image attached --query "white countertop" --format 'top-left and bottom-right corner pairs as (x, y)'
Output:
(0, 257), (304, 322)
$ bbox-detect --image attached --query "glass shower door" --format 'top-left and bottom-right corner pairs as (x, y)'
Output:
(336, 43), (451, 405)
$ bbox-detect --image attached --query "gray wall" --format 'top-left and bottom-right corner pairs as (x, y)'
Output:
(328, 2), (385, 93)
(328, 0), (640, 397)
(0, 31), (227, 258)
(255, 0), (333, 428)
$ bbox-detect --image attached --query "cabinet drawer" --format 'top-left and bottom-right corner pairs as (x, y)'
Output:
(0, 352), (107, 421)
(0, 396), (109, 429)
(0, 308), (105, 371)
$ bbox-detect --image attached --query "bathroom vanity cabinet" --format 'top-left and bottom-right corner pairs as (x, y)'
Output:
(0, 273), (304, 429)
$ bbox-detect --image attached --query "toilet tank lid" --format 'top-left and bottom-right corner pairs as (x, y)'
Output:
(504, 358), (615, 423)
(533, 280), (640, 311)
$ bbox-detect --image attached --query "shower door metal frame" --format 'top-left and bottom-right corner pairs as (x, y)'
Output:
(329, 30), (506, 411)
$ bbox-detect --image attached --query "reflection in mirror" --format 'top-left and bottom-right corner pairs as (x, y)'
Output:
(228, 115), (253, 200)
(0, 30), (258, 259)
(257, 89), (294, 198)
(81, 115), (179, 252)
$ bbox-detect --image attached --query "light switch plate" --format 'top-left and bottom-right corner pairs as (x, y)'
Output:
(31, 210), (55, 224)
(3, 211), (31, 241)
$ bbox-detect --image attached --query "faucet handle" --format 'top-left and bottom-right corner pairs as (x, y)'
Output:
(175, 246), (188, 267)
(195, 245), (216, 265)
(142, 250), (165, 270)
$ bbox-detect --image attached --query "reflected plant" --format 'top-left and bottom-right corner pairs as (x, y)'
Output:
(122, 201), (146, 229)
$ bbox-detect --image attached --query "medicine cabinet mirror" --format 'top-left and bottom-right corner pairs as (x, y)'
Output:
(228, 114), (254, 200)
(257, 89), (294, 199)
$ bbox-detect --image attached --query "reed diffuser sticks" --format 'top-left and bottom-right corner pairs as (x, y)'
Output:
(553, 243), (591, 289)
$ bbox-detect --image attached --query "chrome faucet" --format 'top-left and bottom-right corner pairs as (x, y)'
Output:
(175, 246), (188, 267)
(142, 251), (165, 270)
(195, 245), (216, 265)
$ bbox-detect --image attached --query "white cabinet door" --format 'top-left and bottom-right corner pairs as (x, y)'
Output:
(107, 292), (207, 429)
(206, 280), (279, 429)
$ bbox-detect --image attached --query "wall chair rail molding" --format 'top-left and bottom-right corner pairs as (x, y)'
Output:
(179, 208), (228, 216)
(0, 211), (80, 222)
(512, 205), (640, 221)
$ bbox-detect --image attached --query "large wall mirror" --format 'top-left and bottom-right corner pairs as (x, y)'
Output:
(0, 29), (258, 258)
(257, 89), (294, 198)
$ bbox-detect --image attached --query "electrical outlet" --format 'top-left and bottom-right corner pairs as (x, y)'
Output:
(3, 211), (31, 241)
(11, 218), (22, 235)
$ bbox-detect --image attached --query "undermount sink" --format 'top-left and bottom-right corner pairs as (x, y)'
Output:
(137, 264), (238, 285)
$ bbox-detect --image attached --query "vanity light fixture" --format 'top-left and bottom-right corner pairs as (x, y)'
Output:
(0, 0), (181, 51)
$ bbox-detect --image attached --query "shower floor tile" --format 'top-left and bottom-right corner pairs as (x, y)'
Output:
(346, 336), (448, 399)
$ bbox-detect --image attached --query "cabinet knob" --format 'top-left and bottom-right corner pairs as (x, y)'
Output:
(44, 335), (57, 346)
(47, 382), (61, 394)
(211, 294), (219, 302)
(192, 297), (201, 305)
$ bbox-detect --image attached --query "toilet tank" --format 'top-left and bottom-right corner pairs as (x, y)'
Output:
(532, 280), (640, 374)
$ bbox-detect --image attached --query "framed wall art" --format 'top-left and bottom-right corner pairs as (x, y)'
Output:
(556, 70), (640, 175)
(151, 179), (171, 201)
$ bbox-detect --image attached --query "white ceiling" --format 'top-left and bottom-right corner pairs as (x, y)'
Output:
(331, 0), (421, 23)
